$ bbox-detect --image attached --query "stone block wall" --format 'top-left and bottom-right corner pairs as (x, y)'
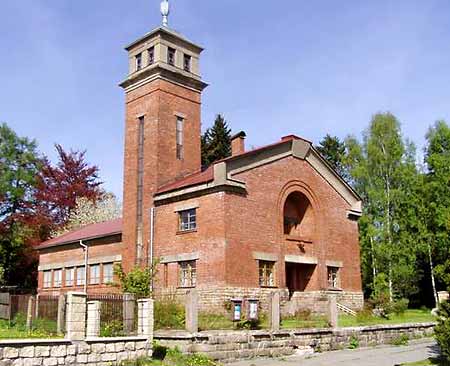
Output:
(154, 322), (435, 362)
(0, 337), (152, 366)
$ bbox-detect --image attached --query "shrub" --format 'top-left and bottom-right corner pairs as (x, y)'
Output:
(348, 335), (359, 349)
(390, 334), (409, 346)
(386, 298), (409, 316)
(435, 298), (450, 361)
(100, 320), (124, 337)
(356, 308), (373, 323)
(154, 297), (185, 330)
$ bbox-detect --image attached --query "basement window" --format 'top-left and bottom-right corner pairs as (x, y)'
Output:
(179, 208), (196, 232)
(179, 260), (197, 288)
(43, 271), (52, 288)
(259, 261), (275, 287)
(327, 267), (340, 289)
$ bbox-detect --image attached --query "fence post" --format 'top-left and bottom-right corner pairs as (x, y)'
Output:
(26, 296), (35, 331)
(35, 294), (39, 319)
(57, 294), (66, 335)
(137, 299), (154, 339)
(185, 290), (198, 333)
(66, 292), (87, 341)
(86, 301), (101, 338)
(327, 294), (338, 328)
(0, 293), (10, 321)
(270, 291), (280, 331)
(123, 293), (135, 334)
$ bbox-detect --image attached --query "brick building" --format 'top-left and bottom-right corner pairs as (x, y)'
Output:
(37, 13), (364, 313)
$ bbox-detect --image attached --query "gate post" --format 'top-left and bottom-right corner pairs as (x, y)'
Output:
(270, 291), (281, 331)
(137, 298), (154, 339)
(86, 301), (101, 338)
(26, 296), (36, 331)
(123, 293), (135, 334)
(185, 290), (198, 333)
(57, 294), (66, 335)
(66, 292), (87, 340)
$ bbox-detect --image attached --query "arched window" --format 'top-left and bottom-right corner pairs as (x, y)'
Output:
(283, 191), (315, 239)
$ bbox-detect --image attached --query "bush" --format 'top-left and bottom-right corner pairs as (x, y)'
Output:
(386, 298), (409, 316)
(356, 308), (373, 323)
(348, 335), (359, 349)
(100, 320), (124, 337)
(154, 297), (185, 330)
(390, 334), (409, 346)
(435, 299), (450, 361)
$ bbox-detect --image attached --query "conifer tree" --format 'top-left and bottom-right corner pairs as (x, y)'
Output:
(201, 114), (232, 167)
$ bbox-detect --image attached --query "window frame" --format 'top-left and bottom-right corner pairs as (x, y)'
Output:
(259, 261), (276, 287)
(176, 116), (184, 160)
(148, 47), (155, 65)
(167, 47), (176, 66)
(90, 264), (100, 285)
(65, 267), (75, 287)
(178, 260), (197, 288)
(178, 208), (197, 232)
(327, 266), (340, 289)
(103, 263), (114, 284)
(183, 54), (191, 72)
(43, 270), (52, 288)
(135, 53), (143, 71)
(76, 266), (86, 286)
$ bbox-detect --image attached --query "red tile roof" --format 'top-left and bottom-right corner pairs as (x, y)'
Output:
(38, 218), (123, 250)
(156, 166), (214, 194)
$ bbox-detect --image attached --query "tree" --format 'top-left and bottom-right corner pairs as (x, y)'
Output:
(56, 192), (122, 236)
(201, 114), (232, 167)
(316, 134), (350, 180)
(435, 259), (450, 361)
(34, 144), (103, 238)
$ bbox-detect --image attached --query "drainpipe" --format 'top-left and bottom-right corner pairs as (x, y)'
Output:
(79, 240), (88, 294)
(149, 207), (155, 295)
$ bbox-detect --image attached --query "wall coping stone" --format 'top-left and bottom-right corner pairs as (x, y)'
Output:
(85, 336), (149, 343)
(0, 339), (71, 346)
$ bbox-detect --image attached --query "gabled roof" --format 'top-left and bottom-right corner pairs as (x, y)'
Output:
(156, 166), (214, 195)
(37, 218), (123, 250)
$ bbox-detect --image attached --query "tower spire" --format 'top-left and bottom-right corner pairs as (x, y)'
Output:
(160, 0), (170, 27)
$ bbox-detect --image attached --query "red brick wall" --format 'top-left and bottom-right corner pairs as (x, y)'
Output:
(122, 78), (202, 272)
(223, 156), (362, 292)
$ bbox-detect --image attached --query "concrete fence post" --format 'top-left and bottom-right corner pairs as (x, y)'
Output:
(123, 293), (135, 334)
(137, 298), (154, 340)
(66, 292), (87, 341)
(86, 301), (101, 338)
(0, 292), (11, 321)
(26, 296), (35, 331)
(57, 294), (66, 335)
(35, 294), (39, 319)
(328, 295), (338, 329)
(270, 291), (281, 331)
(185, 290), (198, 333)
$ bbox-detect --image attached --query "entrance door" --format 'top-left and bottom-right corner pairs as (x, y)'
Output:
(285, 263), (316, 297)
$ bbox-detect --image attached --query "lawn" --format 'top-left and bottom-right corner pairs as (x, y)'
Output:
(339, 309), (437, 328)
(0, 314), (60, 339)
(400, 358), (450, 365)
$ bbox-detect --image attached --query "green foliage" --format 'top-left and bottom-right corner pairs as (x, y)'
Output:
(100, 320), (124, 337)
(0, 313), (59, 339)
(154, 297), (185, 330)
(390, 334), (409, 346)
(435, 258), (450, 361)
(114, 263), (155, 298)
(386, 298), (409, 316)
(0, 266), (4, 285)
(201, 114), (232, 167)
(316, 134), (350, 180)
(348, 335), (359, 349)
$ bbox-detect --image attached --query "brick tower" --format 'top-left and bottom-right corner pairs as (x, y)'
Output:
(119, 14), (207, 271)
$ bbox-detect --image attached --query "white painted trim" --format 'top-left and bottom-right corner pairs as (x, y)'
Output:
(160, 252), (199, 264)
(174, 202), (199, 212)
(252, 252), (278, 262)
(326, 260), (344, 268)
(284, 255), (318, 265)
(38, 255), (122, 271)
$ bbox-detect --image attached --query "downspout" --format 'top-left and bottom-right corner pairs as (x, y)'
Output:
(79, 240), (88, 294)
(149, 207), (155, 295)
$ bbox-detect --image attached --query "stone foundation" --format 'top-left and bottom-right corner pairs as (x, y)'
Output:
(154, 322), (435, 362)
(155, 287), (364, 316)
(0, 337), (152, 366)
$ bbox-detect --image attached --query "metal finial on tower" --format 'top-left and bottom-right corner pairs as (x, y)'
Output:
(160, 0), (170, 27)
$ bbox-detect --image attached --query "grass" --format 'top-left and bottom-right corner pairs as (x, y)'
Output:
(339, 309), (436, 328)
(399, 358), (450, 365)
(281, 316), (329, 329)
(0, 313), (60, 339)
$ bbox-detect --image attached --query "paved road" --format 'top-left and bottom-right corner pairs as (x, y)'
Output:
(229, 339), (439, 366)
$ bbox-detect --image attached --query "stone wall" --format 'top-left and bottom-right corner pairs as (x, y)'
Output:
(154, 322), (436, 362)
(0, 337), (152, 366)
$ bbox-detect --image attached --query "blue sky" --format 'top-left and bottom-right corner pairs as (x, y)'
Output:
(2, 1), (450, 198)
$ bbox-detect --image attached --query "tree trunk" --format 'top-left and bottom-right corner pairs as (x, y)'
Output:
(428, 242), (438, 308)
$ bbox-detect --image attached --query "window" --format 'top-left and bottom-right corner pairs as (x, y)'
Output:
(43, 271), (52, 288)
(135, 53), (142, 71)
(327, 267), (340, 289)
(103, 263), (114, 284)
(176, 116), (184, 160)
(53, 269), (62, 288)
(179, 208), (196, 232)
(90, 264), (100, 285)
(259, 261), (275, 287)
(167, 47), (176, 66)
(179, 261), (197, 288)
(183, 54), (191, 72)
(77, 266), (85, 286)
(148, 47), (155, 65)
(65, 268), (74, 287)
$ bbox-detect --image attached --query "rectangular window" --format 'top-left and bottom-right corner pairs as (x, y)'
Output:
(103, 263), (114, 284)
(179, 208), (196, 232)
(135, 53), (142, 71)
(53, 269), (62, 288)
(43, 271), (52, 288)
(327, 267), (340, 289)
(259, 261), (275, 287)
(183, 54), (191, 72)
(65, 268), (74, 287)
(176, 116), (184, 160)
(90, 264), (100, 285)
(77, 266), (86, 286)
(179, 261), (197, 288)
(167, 47), (176, 66)
(148, 47), (155, 65)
